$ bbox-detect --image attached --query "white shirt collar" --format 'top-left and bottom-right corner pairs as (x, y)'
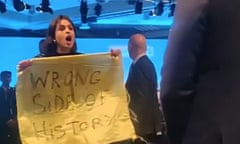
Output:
(133, 53), (146, 64)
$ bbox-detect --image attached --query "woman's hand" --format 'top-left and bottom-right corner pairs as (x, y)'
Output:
(18, 60), (32, 72)
(110, 49), (121, 57)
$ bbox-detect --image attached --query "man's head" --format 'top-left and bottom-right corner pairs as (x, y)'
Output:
(0, 71), (11, 86)
(128, 33), (147, 60)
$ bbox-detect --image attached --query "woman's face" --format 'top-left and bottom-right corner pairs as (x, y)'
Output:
(55, 19), (75, 53)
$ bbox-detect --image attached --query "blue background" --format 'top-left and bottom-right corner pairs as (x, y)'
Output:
(0, 37), (167, 88)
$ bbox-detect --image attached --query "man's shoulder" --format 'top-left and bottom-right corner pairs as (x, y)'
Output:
(10, 87), (15, 90)
(9, 87), (16, 94)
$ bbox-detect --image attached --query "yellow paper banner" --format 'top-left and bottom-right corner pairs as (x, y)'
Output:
(16, 53), (136, 144)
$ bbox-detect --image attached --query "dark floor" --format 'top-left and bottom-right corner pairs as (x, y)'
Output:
(110, 134), (169, 144)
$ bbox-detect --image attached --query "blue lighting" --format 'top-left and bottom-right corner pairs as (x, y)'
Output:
(0, 37), (167, 88)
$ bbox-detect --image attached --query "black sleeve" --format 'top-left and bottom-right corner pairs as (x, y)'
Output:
(160, 0), (208, 143)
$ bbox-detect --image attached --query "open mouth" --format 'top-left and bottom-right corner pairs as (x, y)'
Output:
(66, 35), (72, 42)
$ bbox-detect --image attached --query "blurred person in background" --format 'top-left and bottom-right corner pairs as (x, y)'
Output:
(160, 0), (240, 144)
(0, 71), (21, 144)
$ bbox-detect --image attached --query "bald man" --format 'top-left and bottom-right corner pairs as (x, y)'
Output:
(126, 34), (167, 143)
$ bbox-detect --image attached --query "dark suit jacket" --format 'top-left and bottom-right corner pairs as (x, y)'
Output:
(160, 0), (240, 144)
(0, 86), (17, 126)
(126, 55), (164, 137)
